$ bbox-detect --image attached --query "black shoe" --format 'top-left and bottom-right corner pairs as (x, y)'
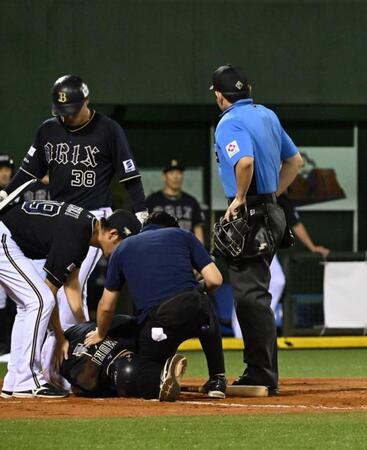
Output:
(0, 390), (12, 399)
(233, 375), (279, 396)
(201, 375), (227, 399)
(13, 383), (69, 399)
(159, 354), (187, 402)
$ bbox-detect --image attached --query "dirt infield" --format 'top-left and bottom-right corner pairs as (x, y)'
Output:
(1, 378), (367, 419)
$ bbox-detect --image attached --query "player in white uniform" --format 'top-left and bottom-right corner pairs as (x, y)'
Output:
(0, 202), (140, 398)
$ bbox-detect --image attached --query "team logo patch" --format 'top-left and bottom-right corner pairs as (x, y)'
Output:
(123, 159), (135, 173)
(27, 146), (36, 157)
(81, 83), (89, 98)
(226, 140), (240, 158)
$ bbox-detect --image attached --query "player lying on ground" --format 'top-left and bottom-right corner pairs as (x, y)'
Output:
(85, 211), (226, 401)
(0, 201), (140, 399)
(60, 314), (186, 402)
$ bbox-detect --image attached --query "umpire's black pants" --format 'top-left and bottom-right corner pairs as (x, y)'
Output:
(135, 291), (225, 399)
(228, 202), (286, 388)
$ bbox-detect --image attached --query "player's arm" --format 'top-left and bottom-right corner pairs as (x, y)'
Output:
(200, 262), (223, 292)
(63, 268), (86, 323)
(110, 120), (148, 223)
(44, 279), (69, 371)
(85, 247), (125, 346)
(84, 288), (120, 346)
(277, 153), (303, 196)
(292, 222), (330, 257)
(188, 232), (223, 292)
(225, 156), (254, 221)
(193, 225), (204, 244)
(3, 128), (48, 198)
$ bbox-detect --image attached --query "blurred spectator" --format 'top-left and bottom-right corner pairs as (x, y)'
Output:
(232, 192), (330, 336)
(146, 160), (205, 242)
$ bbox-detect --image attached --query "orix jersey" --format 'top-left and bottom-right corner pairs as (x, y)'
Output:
(146, 191), (205, 232)
(1, 201), (95, 288)
(21, 111), (140, 210)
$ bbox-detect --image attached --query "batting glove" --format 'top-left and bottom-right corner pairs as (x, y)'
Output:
(0, 190), (8, 202)
(135, 210), (149, 225)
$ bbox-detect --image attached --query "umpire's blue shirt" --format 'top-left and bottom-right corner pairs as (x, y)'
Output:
(104, 224), (212, 322)
(215, 98), (298, 198)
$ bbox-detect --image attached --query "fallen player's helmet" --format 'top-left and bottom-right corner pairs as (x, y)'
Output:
(51, 74), (89, 116)
(212, 207), (249, 259)
(108, 350), (139, 397)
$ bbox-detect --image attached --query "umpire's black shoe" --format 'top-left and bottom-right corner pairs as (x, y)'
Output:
(232, 375), (280, 396)
(13, 383), (69, 399)
(201, 375), (227, 399)
(159, 354), (187, 402)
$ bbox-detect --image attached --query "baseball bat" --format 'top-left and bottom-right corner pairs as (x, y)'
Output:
(181, 384), (269, 397)
(0, 179), (37, 211)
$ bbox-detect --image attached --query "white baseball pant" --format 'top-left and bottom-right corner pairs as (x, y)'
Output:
(0, 222), (54, 392)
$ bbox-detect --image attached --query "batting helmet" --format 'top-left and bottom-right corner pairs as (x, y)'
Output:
(0, 154), (15, 172)
(212, 208), (249, 259)
(108, 350), (139, 397)
(51, 75), (89, 116)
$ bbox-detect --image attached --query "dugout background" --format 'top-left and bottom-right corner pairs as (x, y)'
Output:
(1, 0), (367, 250)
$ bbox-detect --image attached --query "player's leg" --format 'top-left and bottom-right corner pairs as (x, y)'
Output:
(0, 232), (55, 394)
(269, 254), (286, 312)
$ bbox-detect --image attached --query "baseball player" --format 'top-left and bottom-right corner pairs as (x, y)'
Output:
(60, 315), (185, 401)
(0, 155), (16, 355)
(0, 75), (148, 375)
(0, 201), (140, 398)
(146, 160), (206, 242)
(85, 211), (226, 401)
(211, 65), (303, 394)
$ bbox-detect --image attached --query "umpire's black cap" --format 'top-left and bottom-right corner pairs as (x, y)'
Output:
(105, 209), (141, 238)
(163, 159), (185, 173)
(210, 65), (250, 95)
(51, 75), (89, 116)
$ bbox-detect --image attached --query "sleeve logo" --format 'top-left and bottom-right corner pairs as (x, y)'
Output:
(225, 140), (240, 158)
(27, 146), (36, 157)
(123, 159), (136, 173)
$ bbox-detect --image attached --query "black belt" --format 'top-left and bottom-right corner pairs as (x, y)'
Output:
(228, 193), (277, 207)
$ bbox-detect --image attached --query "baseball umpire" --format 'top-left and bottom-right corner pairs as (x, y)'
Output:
(85, 211), (226, 401)
(211, 65), (303, 394)
(0, 201), (140, 398)
(1, 75), (148, 339)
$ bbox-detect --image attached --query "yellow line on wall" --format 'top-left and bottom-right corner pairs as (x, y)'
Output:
(178, 336), (367, 351)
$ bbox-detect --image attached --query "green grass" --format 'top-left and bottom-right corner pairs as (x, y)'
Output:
(1, 414), (367, 449)
(1, 349), (367, 380)
(1, 350), (367, 449)
(181, 349), (367, 378)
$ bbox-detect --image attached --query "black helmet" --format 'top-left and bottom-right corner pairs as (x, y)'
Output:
(0, 154), (15, 172)
(108, 350), (138, 397)
(51, 75), (89, 116)
(212, 207), (249, 259)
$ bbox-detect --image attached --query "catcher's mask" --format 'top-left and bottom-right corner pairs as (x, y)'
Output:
(108, 349), (138, 397)
(212, 208), (249, 259)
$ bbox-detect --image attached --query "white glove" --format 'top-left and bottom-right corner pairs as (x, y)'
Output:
(0, 190), (8, 202)
(135, 210), (149, 225)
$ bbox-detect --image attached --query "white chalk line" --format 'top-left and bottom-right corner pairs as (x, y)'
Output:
(176, 400), (367, 411)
